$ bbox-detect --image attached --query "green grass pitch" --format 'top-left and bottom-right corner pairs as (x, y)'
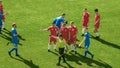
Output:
(0, 0), (120, 68)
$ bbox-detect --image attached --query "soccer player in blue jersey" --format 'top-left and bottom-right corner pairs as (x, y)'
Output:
(8, 23), (19, 56)
(79, 28), (94, 59)
(53, 13), (65, 29)
(0, 10), (2, 34)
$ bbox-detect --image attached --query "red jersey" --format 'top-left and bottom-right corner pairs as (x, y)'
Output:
(60, 27), (69, 41)
(68, 25), (78, 39)
(0, 5), (5, 20)
(82, 12), (90, 26)
(48, 25), (59, 36)
(0, 5), (3, 13)
(94, 13), (100, 24)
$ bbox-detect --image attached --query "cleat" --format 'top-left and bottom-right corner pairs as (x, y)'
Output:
(63, 61), (66, 63)
(8, 52), (11, 57)
(95, 36), (100, 39)
(16, 54), (19, 56)
(48, 49), (50, 52)
(81, 34), (84, 36)
(75, 51), (77, 54)
(56, 63), (60, 66)
(92, 55), (94, 59)
(54, 49), (57, 52)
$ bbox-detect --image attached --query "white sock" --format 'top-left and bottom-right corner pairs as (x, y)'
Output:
(73, 45), (76, 51)
(82, 28), (85, 34)
(54, 44), (56, 49)
(48, 44), (51, 50)
(2, 22), (5, 28)
(71, 44), (74, 50)
(96, 32), (99, 36)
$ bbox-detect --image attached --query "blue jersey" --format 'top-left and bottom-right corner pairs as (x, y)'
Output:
(53, 16), (64, 29)
(0, 12), (2, 26)
(11, 28), (18, 45)
(84, 32), (90, 47)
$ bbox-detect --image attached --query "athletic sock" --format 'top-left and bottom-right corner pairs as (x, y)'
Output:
(9, 48), (16, 53)
(84, 51), (87, 57)
(96, 32), (99, 37)
(15, 48), (18, 55)
(48, 44), (51, 50)
(54, 44), (56, 50)
(71, 44), (74, 51)
(87, 51), (93, 56)
(2, 22), (5, 28)
(73, 45), (76, 51)
(82, 28), (85, 34)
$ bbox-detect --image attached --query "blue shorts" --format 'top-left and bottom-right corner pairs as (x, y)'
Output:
(84, 44), (89, 49)
(12, 42), (18, 47)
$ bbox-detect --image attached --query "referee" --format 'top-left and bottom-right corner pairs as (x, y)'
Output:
(51, 34), (67, 65)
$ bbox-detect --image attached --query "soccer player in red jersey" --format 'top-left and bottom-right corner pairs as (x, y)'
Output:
(68, 21), (78, 54)
(40, 23), (59, 52)
(94, 9), (100, 38)
(81, 8), (90, 36)
(60, 22), (69, 43)
(0, 1), (5, 29)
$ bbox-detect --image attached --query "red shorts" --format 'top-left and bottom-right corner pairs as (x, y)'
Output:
(2, 15), (5, 20)
(63, 37), (69, 42)
(82, 21), (89, 27)
(49, 37), (57, 44)
(69, 38), (76, 44)
(94, 23), (100, 29)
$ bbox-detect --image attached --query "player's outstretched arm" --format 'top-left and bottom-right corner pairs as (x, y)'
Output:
(51, 35), (57, 39)
(3, 11), (10, 15)
(39, 29), (48, 32)
(79, 37), (86, 47)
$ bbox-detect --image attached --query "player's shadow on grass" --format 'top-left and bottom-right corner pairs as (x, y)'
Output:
(90, 35), (120, 50)
(2, 29), (26, 41)
(11, 56), (39, 68)
(65, 53), (82, 66)
(0, 29), (26, 45)
(49, 51), (74, 68)
(76, 53), (112, 68)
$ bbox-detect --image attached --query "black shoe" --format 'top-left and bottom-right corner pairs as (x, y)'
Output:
(8, 52), (11, 57)
(95, 36), (99, 39)
(83, 56), (86, 59)
(71, 50), (74, 52)
(16, 54), (19, 56)
(56, 63), (60, 66)
(54, 49), (57, 52)
(75, 51), (77, 54)
(3, 28), (6, 30)
(92, 55), (94, 59)
(48, 49), (50, 52)
(81, 34), (84, 36)
(63, 61), (66, 63)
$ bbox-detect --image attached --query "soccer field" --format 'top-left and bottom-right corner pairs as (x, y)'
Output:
(0, 0), (120, 68)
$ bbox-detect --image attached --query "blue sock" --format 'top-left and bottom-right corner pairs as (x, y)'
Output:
(9, 48), (16, 53)
(87, 51), (93, 56)
(15, 48), (18, 55)
(84, 51), (87, 57)
(0, 27), (1, 33)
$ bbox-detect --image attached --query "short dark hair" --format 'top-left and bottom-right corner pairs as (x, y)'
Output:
(58, 34), (62, 37)
(12, 23), (16, 27)
(64, 21), (68, 24)
(94, 9), (98, 12)
(84, 8), (87, 10)
(62, 13), (65, 16)
(52, 22), (55, 24)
